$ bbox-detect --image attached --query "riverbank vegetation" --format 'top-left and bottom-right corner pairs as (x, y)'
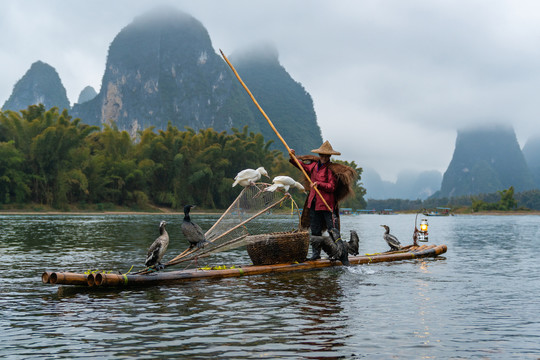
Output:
(0, 105), (366, 212)
(367, 185), (540, 213)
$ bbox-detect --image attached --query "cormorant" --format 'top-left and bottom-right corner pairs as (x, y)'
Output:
(264, 175), (305, 193)
(348, 230), (360, 256)
(182, 205), (208, 249)
(232, 167), (269, 187)
(380, 225), (402, 251)
(309, 228), (351, 265)
(145, 220), (169, 270)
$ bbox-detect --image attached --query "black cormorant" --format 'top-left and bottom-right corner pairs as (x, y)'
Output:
(380, 225), (401, 251)
(348, 230), (359, 256)
(182, 205), (208, 249)
(145, 220), (169, 270)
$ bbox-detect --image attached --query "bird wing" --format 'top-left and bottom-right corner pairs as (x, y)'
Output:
(273, 176), (295, 186)
(233, 169), (260, 187)
(235, 169), (257, 180)
(145, 240), (162, 266)
(264, 183), (281, 192)
(385, 233), (401, 246)
(182, 221), (206, 243)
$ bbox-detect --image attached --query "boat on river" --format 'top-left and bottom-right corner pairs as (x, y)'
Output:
(423, 207), (452, 216)
(42, 243), (447, 288)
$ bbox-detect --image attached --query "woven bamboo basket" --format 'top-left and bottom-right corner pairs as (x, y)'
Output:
(246, 231), (310, 265)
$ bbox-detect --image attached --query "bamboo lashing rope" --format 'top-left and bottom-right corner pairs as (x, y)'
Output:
(219, 49), (333, 213)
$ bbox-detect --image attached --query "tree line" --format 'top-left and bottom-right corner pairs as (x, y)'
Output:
(367, 186), (540, 212)
(0, 105), (366, 211)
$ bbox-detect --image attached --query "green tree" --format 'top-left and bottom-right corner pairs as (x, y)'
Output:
(0, 141), (29, 203)
(497, 186), (517, 210)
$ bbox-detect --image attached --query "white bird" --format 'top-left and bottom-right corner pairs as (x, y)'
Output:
(145, 220), (169, 270)
(264, 176), (305, 193)
(232, 167), (269, 187)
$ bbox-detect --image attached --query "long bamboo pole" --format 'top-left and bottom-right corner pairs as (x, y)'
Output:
(219, 49), (333, 213)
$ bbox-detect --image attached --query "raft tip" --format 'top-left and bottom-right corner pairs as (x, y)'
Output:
(87, 273), (95, 287)
(94, 273), (104, 286)
(49, 272), (58, 284)
(41, 271), (51, 284)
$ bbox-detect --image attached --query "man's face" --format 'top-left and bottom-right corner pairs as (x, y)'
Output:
(320, 154), (330, 163)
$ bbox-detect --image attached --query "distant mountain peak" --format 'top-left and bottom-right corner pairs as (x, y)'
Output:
(76, 86), (97, 104)
(4, 7), (323, 157)
(2, 60), (70, 111)
(437, 125), (535, 198)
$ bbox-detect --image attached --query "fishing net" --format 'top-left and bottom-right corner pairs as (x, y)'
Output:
(165, 183), (302, 267)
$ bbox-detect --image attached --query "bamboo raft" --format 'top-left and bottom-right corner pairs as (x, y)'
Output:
(42, 244), (447, 288)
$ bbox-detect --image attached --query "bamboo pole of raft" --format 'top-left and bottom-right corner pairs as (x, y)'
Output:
(46, 244), (447, 288)
(220, 49), (333, 213)
(44, 272), (89, 286)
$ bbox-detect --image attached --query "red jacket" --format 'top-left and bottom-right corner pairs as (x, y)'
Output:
(297, 160), (337, 211)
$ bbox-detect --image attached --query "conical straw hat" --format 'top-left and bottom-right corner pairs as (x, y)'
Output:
(311, 140), (341, 155)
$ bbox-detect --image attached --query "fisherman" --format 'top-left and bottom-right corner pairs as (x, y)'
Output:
(289, 140), (357, 263)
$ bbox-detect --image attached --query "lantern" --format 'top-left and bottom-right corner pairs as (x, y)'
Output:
(417, 218), (429, 242)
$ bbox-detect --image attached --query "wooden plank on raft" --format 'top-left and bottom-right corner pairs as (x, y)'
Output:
(42, 244), (447, 288)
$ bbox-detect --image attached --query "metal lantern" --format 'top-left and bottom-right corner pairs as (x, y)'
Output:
(417, 218), (429, 242)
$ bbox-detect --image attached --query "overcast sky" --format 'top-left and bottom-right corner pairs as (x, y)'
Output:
(2, 0), (540, 181)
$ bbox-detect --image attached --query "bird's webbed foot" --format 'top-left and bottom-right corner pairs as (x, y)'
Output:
(155, 263), (165, 271)
(197, 240), (209, 249)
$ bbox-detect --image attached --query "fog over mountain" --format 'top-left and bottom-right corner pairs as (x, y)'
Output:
(436, 124), (535, 198)
(3, 7), (322, 156)
(4, 1), (540, 183)
(522, 135), (540, 188)
(5, 2), (540, 200)
(363, 167), (442, 200)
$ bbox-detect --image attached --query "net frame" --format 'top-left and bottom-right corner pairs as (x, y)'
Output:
(164, 183), (302, 267)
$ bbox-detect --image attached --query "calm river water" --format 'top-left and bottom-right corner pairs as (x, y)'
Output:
(1, 213), (539, 359)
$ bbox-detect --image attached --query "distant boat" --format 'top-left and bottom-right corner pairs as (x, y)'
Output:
(423, 207), (452, 216)
(357, 209), (377, 215)
(380, 209), (396, 215)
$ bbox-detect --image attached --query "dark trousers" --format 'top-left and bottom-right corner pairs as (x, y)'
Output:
(309, 205), (334, 236)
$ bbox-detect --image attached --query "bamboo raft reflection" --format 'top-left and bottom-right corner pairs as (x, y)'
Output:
(42, 244), (447, 288)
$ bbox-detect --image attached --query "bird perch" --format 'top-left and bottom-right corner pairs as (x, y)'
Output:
(219, 49), (333, 213)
